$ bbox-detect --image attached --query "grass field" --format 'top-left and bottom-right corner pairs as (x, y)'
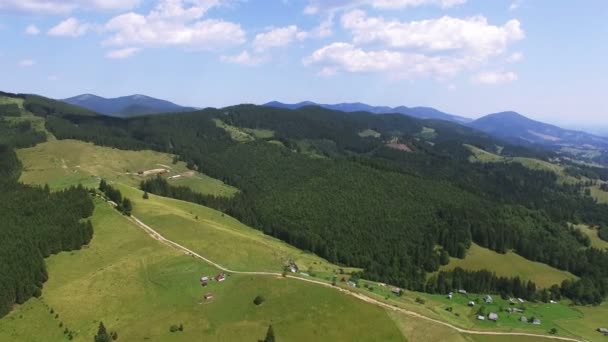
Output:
(358, 129), (381, 138)
(17, 139), (238, 197)
(466, 145), (580, 184)
(439, 243), (577, 288)
(590, 185), (608, 204)
(0, 200), (406, 342)
(574, 224), (608, 250)
(0, 96), (49, 135)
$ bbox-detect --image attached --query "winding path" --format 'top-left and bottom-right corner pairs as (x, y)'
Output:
(125, 213), (584, 342)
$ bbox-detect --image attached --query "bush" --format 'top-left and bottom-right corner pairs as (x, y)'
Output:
(253, 295), (266, 306)
(169, 325), (179, 333)
(415, 297), (425, 304)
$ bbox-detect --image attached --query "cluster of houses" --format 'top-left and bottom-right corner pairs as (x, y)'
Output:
(199, 273), (228, 301)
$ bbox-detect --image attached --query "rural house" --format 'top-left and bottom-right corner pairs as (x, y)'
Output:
(488, 313), (499, 321)
(532, 318), (541, 325)
(347, 281), (357, 287)
(215, 273), (226, 282)
(520, 316), (527, 322)
(484, 295), (493, 303)
(468, 301), (475, 307)
(597, 328), (608, 335)
(477, 315), (485, 321)
(204, 293), (214, 300)
(391, 288), (402, 295)
(458, 289), (467, 294)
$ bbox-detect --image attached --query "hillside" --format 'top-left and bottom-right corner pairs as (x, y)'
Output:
(264, 101), (471, 123)
(63, 94), (196, 117)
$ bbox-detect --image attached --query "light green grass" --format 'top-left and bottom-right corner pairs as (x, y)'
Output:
(358, 129), (381, 138)
(465, 145), (580, 184)
(243, 127), (275, 139)
(439, 243), (577, 289)
(590, 185), (608, 204)
(574, 224), (608, 250)
(418, 127), (438, 140)
(0, 200), (405, 342)
(213, 119), (254, 142)
(116, 183), (359, 276)
(0, 96), (49, 135)
(17, 139), (238, 197)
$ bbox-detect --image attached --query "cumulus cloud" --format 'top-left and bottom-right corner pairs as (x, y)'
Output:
(253, 25), (305, 51)
(341, 10), (524, 57)
(472, 71), (518, 84)
(18, 59), (36, 67)
(105, 47), (141, 59)
(0, 0), (141, 14)
(304, 0), (466, 14)
(48, 17), (90, 37)
(25, 24), (40, 35)
(102, 0), (245, 50)
(221, 50), (268, 66)
(305, 10), (525, 80)
(304, 42), (470, 78)
(507, 51), (523, 63)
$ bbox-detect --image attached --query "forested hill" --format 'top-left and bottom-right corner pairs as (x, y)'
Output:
(10, 93), (608, 305)
(0, 95), (95, 318)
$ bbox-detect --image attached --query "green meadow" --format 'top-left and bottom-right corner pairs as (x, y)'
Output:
(439, 243), (577, 288)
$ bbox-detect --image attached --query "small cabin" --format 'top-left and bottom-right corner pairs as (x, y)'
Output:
(597, 328), (608, 334)
(520, 316), (527, 322)
(215, 273), (226, 282)
(532, 318), (541, 325)
(458, 289), (467, 294)
(484, 295), (493, 303)
(204, 293), (214, 300)
(391, 288), (402, 295)
(488, 313), (498, 321)
(477, 315), (485, 321)
(468, 301), (475, 307)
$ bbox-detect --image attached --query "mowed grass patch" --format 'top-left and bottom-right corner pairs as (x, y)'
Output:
(439, 243), (577, 289)
(358, 129), (381, 138)
(17, 139), (237, 196)
(574, 224), (608, 250)
(0, 200), (405, 342)
(117, 183), (360, 275)
(590, 185), (608, 204)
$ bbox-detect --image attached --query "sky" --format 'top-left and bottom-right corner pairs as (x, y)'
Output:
(0, 0), (607, 129)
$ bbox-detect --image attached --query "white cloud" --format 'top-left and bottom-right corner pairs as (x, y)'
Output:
(25, 24), (40, 35)
(304, 0), (466, 14)
(0, 0), (141, 14)
(105, 47), (141, 59)
(472, 71), (518, 84)
(103, 0), (244, 50)
(341, 10), (524, 58)
(221, 50), (268, 66)
(48, 17), (90, 37)
(304, 42), (469, 78)
(507, 51), (523, 63)
(509, 0), (523, 11)
(18, 59), (36, 67)
(253, 25), (304, 51)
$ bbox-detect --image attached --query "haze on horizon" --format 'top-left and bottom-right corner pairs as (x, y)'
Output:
(0, 0), (606, 129)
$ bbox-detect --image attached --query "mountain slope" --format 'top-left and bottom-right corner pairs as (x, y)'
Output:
(264, 101), (471, 123)
(469, 111), (608, 149)
(63, 94), (196, 117)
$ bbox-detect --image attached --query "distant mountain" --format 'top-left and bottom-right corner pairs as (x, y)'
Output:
(63, 94), (196, 117)
(264, 101), (472, 123)
(469, 111), (608, 149)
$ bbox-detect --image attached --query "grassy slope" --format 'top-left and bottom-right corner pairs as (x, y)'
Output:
(465, 145), (580, 184)
(590, 185), (608, 204)
(574, 224), (608, 250)
(17, 139), (238, 197)
(0, 200), (405, 342)
(439, 243), (577, 288)
(0, 96), (49, 136)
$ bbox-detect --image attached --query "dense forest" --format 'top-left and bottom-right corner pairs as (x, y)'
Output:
(0, 146), (94, 318)
(4, 92), (608, 304)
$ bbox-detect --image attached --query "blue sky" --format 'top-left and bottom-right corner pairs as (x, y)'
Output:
(0, 0), (606, 129)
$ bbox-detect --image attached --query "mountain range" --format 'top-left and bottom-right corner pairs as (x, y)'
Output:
(264, 101), (472, 123)
(62, 94), (196, 117)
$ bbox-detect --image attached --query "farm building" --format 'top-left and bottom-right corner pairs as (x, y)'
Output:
(597, 328), (608, 334)
(468, 301), (475, 307)
(458, 289), (467, 294)
(517, 298), (525, 303)
(520, 316), (527, 322)
(391, 288), (402, 295)
(447, 293), (453, 299)
(204, 293), (214, 300)
(484, 295), (493, 303)
(347, 281), (357, 287)
(215, 273), (226, 282)
(477, 315), (485, 321)
(513, 308), (524, 313)
(488, 313), (499, 321)
(532, 318), (541, 325)
(200, 276), (209, 282)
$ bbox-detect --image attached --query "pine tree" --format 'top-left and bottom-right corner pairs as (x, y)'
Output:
(94, 322), (111, 342)
(143, 192), (149, 200)
(262, 325), (275, 342)
(122, 198), (133, 216)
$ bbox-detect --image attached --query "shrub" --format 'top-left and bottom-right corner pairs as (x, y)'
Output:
(254, 295), (266, 306)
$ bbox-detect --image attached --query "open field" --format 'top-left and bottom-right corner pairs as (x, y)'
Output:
(0, 96), (49, 135)
(574, 224), (608, 250)
(439, 243), (577, 288)
(359, 129), (381, 138)
(0, 200), (406, 342)
(116, 182), (359, 276)
(465, 145), (580, 184)
(17, 139), (238, 196)
(590, 185), (608, 204)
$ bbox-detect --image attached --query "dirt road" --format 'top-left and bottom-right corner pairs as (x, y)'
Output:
(125, 211), (584, 342)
